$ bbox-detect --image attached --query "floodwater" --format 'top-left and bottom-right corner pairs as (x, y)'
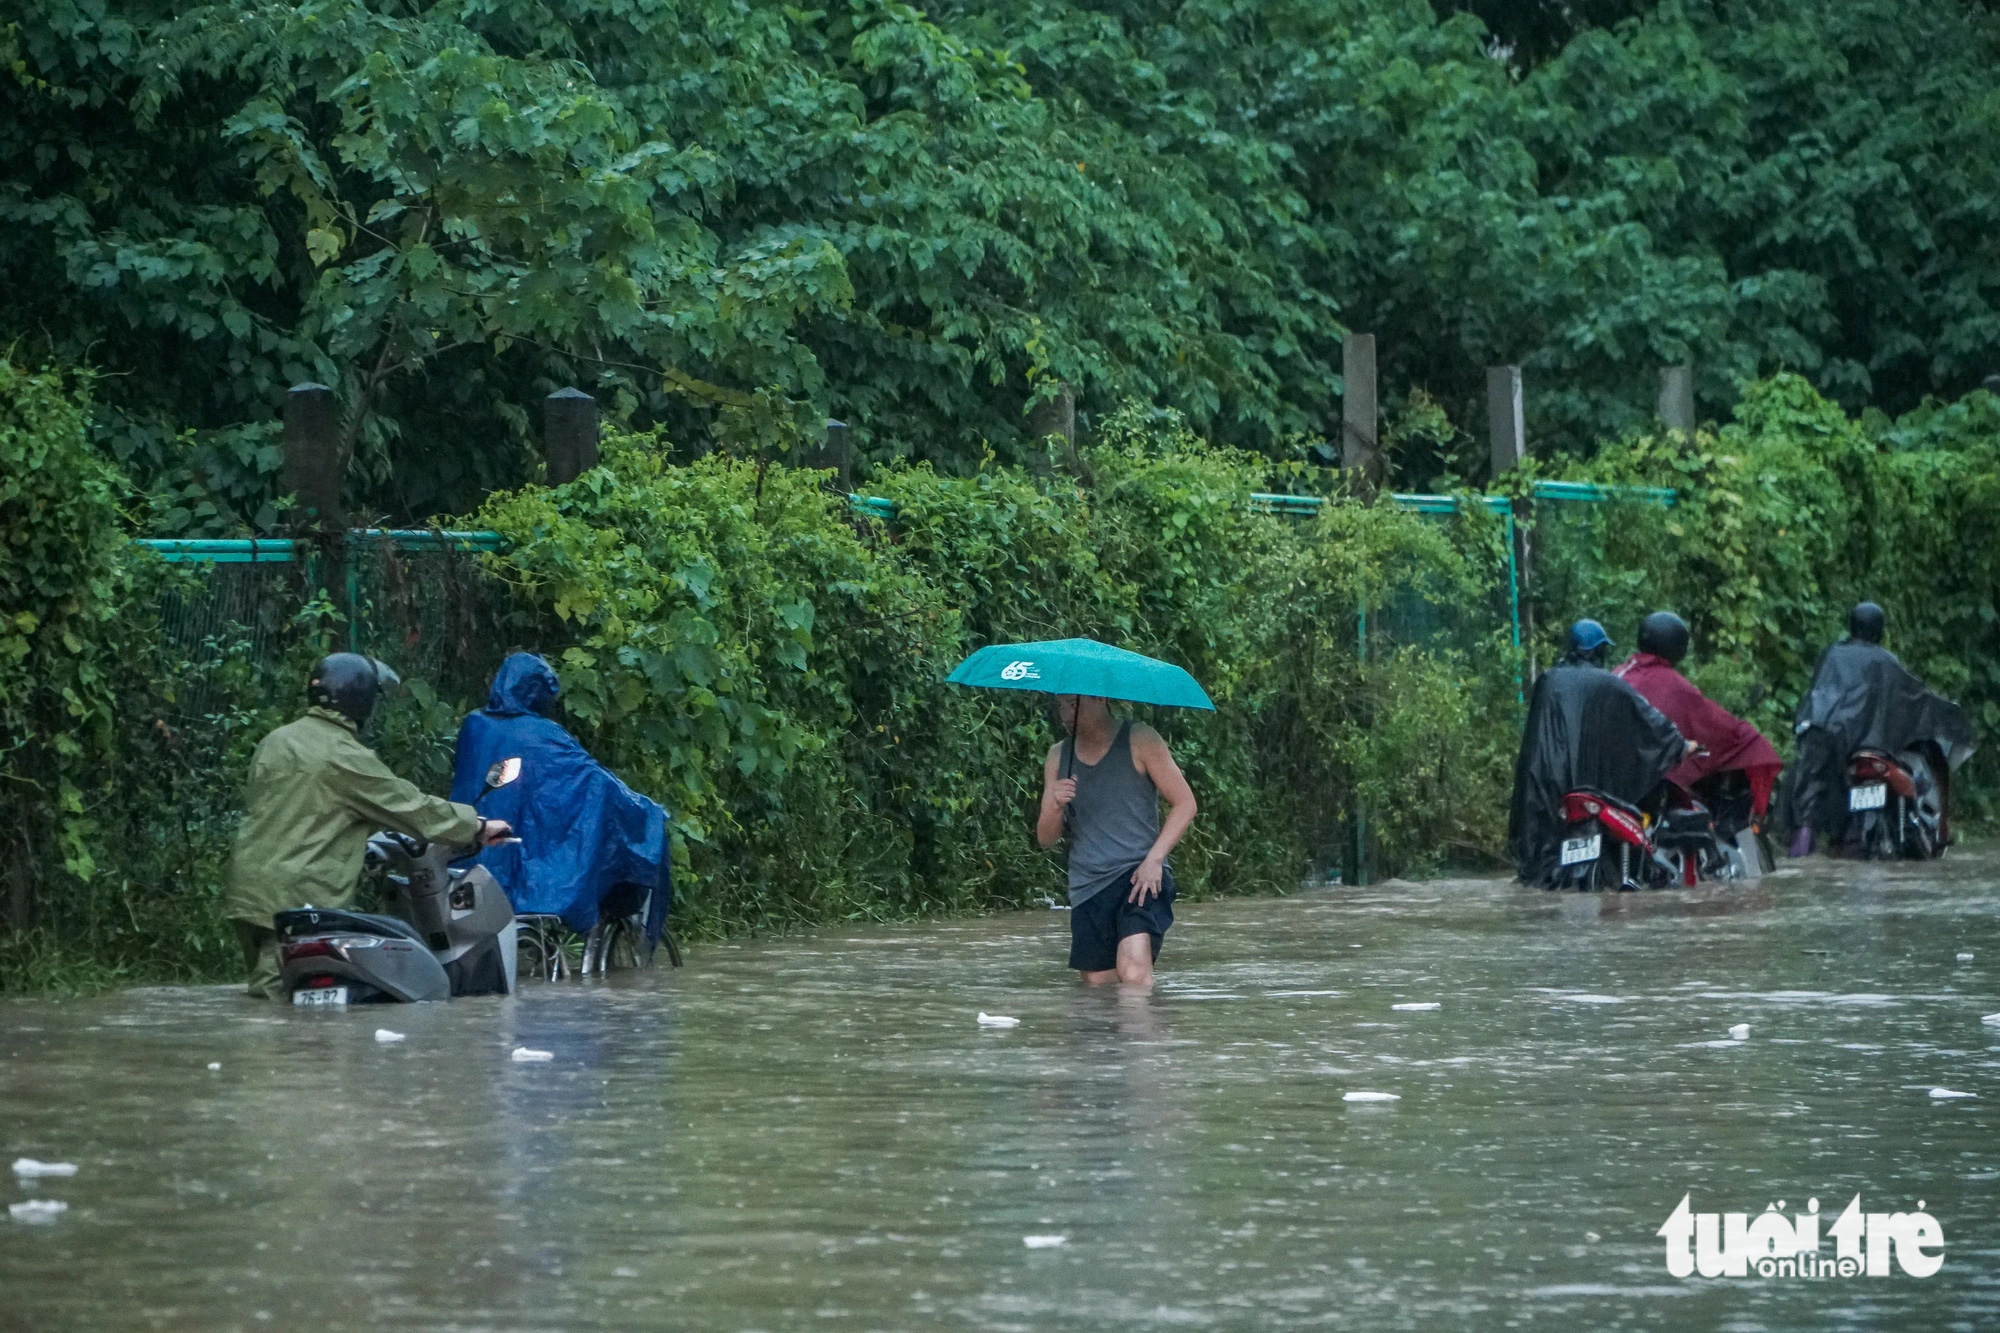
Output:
(6, 854), (2000, 1331)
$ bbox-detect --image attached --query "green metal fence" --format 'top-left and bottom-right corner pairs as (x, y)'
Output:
(134, 485), (1672, 744)
(141, 530), (514, 722)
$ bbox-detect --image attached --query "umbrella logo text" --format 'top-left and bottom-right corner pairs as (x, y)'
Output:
(1000, 660), (1040, 681)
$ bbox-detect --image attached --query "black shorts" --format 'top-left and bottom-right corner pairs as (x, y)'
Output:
(1068, 866), (1176, 972)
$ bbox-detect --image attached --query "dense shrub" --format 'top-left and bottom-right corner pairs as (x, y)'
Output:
(5, 365), (1993, 995)
(471, 406), (1512, 938)
(0, 364), (256, 987)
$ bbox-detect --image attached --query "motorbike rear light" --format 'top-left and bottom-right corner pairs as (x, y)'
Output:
(1560, 792), (1606, 822)
(281, 935), (383, 962)
(306, 975), (339, 988)
(1848, 751), (1916, 797)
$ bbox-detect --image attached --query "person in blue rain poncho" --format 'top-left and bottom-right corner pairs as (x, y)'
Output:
(451, 653), (671, 950)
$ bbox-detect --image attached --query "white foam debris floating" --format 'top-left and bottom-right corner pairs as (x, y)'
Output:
(375, 1029), (406, 1044)
(11, 1159), (77, 1178)
(206, 1062), (221, 1071)
(511, 1047), (554, 1063)
(1391, 1002), (1441, 1012)
(1022, 1234), (1067, 1249)
(1929, 1087), (1977, 1100)
(9, 1200), (67, 1223)
(1956, 952), (1973, 961)
(1728, 1024), (1751, 1040)
(1982, 1013), (2000, 1027)
(1343, 1091), (1401, 1103)
(977, 1013), (1020, 1028)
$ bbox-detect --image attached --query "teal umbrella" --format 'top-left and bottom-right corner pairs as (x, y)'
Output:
(947, 637), (1214, 779)
(948, 638), (1214, 710)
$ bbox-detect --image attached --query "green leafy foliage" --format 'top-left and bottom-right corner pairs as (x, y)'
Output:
(0, 360), (257, 987)
(6, 0), (1998, 523)
(0, 362), (141, 896)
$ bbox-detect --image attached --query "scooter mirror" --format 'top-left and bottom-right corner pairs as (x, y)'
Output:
(485, 756), (522, 790)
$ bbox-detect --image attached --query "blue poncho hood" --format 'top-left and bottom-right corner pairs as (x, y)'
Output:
(451, 653), (670, 942)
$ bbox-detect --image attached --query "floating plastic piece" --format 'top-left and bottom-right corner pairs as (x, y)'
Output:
(1728, 1024), (1750, 1040)
(11, 1159), (77, 1178)
(511, 1047), (554, 1062)
(1982, 1013), (2000, 1026)
(206, 1062), (221, 1071)
(1392, 1002), (1441, 1012)
(1022, 1234), (1067, 1249)
(375, 1029), (406, 1044)
(1343, 1091), (1401, 1103)
(1957, 953), (1975, 962)
(977, 1013), (1020, 1028)
(9, 1200), (67, 1223)
(1929, 1087), (1976, 1099)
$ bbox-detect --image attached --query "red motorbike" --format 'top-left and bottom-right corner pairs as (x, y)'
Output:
(1551, 789), (1657, 890)
(1552, 777), (1766, 891)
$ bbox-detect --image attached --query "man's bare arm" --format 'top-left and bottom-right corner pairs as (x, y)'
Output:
(1128, 724), (1197, 901)
(1036, 743), (1075, 849)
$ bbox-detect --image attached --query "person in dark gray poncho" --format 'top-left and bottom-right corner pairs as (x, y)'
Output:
(1781, 602), (1976, 855)
(1035, 694), (1199, 986)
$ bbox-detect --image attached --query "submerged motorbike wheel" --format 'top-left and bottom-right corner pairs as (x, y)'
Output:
(578, 913), (652, 975)
(515, 914), (570, 982)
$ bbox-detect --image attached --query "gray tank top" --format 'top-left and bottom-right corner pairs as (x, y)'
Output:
(1063, 722), (1162, 905)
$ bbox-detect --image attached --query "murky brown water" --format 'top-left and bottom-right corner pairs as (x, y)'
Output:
(5, 851), (2000, 1330)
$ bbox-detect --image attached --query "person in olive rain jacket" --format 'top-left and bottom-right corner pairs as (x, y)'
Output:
(224, 654), (512, 998)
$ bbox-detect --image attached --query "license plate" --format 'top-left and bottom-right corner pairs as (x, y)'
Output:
(291, 986), (348, 1007)
(1560, 834), (1602, 866)
(1849, 783), (1887, 811)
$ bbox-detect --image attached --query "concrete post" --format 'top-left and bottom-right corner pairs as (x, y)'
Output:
(1029, 383), (1088, 483)
(544, 387), (600, 484)
(1487, 365), (1524, 478)
(1658, 365), (1696, 435)
(1487, 365), (1534, 675)
(813, 418), (852, 491)
(1341, 334), (1379, 482)
(1027, 382), (1075, 446)
(282, 382), (344, 529)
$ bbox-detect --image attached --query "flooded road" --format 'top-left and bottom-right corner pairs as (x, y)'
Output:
(6, 852), (2000, 1331)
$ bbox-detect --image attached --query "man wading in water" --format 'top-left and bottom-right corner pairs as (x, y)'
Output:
(1037, 694), (1198, 985)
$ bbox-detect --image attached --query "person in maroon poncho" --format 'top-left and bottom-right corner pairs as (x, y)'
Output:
(1613, 612), (1784, 838)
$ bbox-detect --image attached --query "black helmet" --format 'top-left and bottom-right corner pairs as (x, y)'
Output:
(1848, 601), (1886, 644)
(307, 653), (401, 728)
(1636, 610), (1690, 665)
(1564, 618), (1614, 666)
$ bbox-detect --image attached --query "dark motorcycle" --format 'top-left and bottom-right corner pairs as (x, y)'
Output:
(1664, 769), (1775, 882)
(1839, 746), (1947, 859)
(277, 758), (523, 1005)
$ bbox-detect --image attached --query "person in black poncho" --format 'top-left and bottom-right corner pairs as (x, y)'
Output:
(1781, 603), (1976, 857)
(1508, 620), (1688, 886)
